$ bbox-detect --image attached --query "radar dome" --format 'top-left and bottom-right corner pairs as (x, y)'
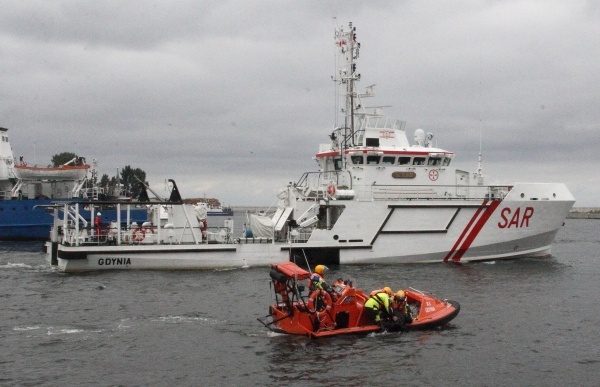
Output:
(414, 129), (425, 147)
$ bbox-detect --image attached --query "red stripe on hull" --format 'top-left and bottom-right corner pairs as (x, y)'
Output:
(443, 202), (488, 262)
(449, 200), (501, 262)
(451, 200), (502, 261)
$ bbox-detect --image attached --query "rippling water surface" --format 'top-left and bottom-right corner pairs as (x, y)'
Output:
(1, 219), (599, 386)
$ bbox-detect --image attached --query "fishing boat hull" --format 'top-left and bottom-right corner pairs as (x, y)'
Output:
(50, 243), (284, 271)
(403, 290), (461, 330)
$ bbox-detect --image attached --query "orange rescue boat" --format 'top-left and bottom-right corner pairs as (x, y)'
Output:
(258, 262), (460, 338)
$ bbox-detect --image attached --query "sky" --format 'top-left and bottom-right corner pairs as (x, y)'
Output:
(1, 1), (598, 207)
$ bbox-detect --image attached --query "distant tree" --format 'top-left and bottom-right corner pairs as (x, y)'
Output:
(99, 174), (110, 189)
(120, 165), (147, 198)
(49, 154), (149, 198)
(51, 152), (78, 167)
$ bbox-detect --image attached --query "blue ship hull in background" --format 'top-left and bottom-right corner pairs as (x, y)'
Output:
(0, 127), (148, 241)
(0, 199), (147, 241)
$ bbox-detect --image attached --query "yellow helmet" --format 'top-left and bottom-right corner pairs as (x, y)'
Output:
(384, 286), (392, 295)
(395, 290), (406, 300)
(314, 265), (327, 275)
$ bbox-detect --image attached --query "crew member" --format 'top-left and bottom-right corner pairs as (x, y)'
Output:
(94, 212), (103, 230)
(364, 287), (393, 325)
(308, 264), (329, 292)
(391, 290), (413, 329)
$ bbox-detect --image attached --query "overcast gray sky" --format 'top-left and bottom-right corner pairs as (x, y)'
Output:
(1, 1), (598, 206)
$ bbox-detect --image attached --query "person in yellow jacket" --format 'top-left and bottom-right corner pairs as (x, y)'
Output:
(364, 287), (393, 324)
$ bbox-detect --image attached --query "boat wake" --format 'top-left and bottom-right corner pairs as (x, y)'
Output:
(12, 325), (104, 337)
(151, 315), (220, 324)
(0, 262), (55, 272)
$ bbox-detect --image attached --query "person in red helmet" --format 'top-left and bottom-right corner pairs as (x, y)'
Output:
(391, 290), (413, 331)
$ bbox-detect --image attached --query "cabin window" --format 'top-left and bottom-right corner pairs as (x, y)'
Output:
(366, 155), (381, 165)
(381, 156), (395, 165)
(334, 158), (343, 170)
(443, 157), (452, 166)
(351, 155), (364, 165)
(428, 157), (442, 166)
(366, 138), (380, 147)
(413, 157), (426, 165)
(398, 156), (411, 165)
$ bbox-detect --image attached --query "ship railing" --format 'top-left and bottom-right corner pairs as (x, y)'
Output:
(51, 200), (208, 247)
(79, 186), (105, 200)
(235, 237), (273, 244)
(289, 228), (312, 243)
(205, 226), (233, 244)
(59, 222), (211, 246)
(59, 224), (213, 246)
(372, 184), (513, 201)
(295, 171), (353, 201)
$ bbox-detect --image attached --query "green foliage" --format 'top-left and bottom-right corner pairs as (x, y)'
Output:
(51, 153), (148, 199)
(99, 174), (110, 188)
(51, 152), (78, 167)
(120, 165), (147, 198)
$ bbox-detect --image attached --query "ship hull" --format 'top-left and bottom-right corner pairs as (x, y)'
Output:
(48, 183), (574, 272)
(0, 200), (146, 241)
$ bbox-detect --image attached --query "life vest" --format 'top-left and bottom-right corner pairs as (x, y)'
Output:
(370, 288), (388, 297)
(307, 273), (325, 291)
(365, 292), (391, 314)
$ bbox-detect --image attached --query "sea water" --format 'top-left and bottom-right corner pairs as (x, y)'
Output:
(1, 216), (599, 386)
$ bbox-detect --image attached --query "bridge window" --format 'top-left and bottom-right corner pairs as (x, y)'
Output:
(334, 158), (343, 170)
(351, 155), (363, 165)
(413, 157), (426, 165)
(428, 157), (442, 166)
(366, 155), (381, 165)
(381, 156), (395, 165)
(366, 138), (379, 147)
(398, 157), (411, 165)
(443, 157), (452, 166)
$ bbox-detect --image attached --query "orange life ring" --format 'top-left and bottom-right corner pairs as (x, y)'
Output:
(308, 289), (333, 321)
(132, 228), (145, 243)
(327, 183), (336, 196)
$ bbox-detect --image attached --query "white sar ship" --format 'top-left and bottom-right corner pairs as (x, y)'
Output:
(45, 23), (575, 272)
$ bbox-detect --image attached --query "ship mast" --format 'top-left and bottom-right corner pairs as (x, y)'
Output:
(335, 22), (361, 156)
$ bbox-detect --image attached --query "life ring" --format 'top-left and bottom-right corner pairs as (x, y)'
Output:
(132, 228), (145, 243)
(327, 183), (337, 196)
(308, 289), (333, 321)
